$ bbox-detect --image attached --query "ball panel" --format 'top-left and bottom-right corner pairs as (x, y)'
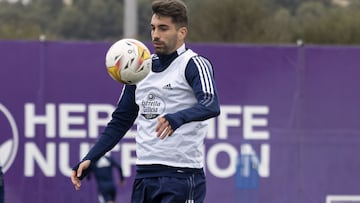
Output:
(105, 38), (151, 85)
(107, 64), (126, 84)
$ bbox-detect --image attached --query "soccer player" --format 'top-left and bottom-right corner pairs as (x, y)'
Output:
(70, 0), (220, 202)
(87, 156), (125, 203)
(0, 166), (4, 203)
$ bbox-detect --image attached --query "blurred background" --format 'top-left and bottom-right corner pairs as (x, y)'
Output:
(1, 0), (360, 44)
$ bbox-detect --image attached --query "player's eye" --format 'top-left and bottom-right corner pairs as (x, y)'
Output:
(158, 25), (169, 31)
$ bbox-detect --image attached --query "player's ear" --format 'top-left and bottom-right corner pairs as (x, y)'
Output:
(178, 26), (187, 41)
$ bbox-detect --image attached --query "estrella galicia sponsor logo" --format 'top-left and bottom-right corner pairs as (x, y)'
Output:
(0, 103), (19, 173)
(140, 93), (165, 119)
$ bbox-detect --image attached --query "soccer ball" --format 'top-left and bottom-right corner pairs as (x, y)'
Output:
(105, 38), (151, 85)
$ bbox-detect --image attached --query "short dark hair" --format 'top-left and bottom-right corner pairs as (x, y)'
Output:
(152, 0), (188, 28)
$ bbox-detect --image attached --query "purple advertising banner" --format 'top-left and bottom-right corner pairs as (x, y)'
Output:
(1, 40), (360, 203)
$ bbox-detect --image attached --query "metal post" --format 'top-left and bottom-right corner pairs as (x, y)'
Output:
(124, 0), (138, 38)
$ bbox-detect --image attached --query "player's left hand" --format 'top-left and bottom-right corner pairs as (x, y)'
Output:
(156, 117), (173, 139)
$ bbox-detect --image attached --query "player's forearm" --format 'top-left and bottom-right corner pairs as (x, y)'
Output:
(164, 95), (220, 130)
(82, 86), (139, 162)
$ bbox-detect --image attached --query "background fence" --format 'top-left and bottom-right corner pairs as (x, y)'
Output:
(1, 40), (360, 203)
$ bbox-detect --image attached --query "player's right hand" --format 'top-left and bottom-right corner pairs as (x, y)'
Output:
(156, 116), (173, 139)
(70, 160), (91, 190)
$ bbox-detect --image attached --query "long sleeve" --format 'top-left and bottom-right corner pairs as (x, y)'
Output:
(164, 55), (220, 130)
(73, 85), (138, 178)
(83, 85), (139, 162)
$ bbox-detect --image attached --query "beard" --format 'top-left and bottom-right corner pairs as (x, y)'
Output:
(152, 38), (177, 55)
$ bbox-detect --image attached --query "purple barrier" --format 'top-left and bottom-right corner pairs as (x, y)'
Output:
(1, 40), (360, 203)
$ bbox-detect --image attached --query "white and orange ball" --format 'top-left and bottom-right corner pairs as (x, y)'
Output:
(105, 38), (151, 85)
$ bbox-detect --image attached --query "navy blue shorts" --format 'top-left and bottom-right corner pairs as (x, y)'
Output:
(0, 168), (3, 203)
(131, 172), (206, 203)
(98, 188), (116, 203)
